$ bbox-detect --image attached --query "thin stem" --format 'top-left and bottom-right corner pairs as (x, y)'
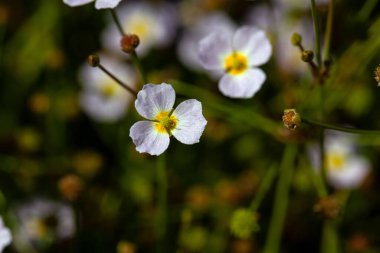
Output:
(303, 118), (380, 135)
(131, 50), (148, 85)
(321, 221), (340, 253)
(156, 154), (167, 253)
(250, 164), (278, 211)
(98, 64), (138, 97)
(263, 145), (298, 253)
(323, 0), (334, 62)
(357, 0), (379, 22)
(310, 0), (322, 68)
(109, 9), (125, 36)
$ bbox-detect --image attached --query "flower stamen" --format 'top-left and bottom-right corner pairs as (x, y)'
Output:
(224, 52), (248, 75)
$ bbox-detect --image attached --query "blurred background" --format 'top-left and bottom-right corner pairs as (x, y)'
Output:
(0, 0), (380, 252)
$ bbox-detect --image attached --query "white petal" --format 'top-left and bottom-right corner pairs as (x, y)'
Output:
(233, 26), (272, 66)
(0, 217), (12, 251)
(95, 0), (122, 9)
(328, 157), (370, 189)
(80, 92), (129, 122)
(218, 68), (266, 98)
(172, 99), (207, 145)
(135, 83), (176, 119)
(198, 32), (232, 71)
(129, 121), (170, 156)
(63, 0), (93, 7)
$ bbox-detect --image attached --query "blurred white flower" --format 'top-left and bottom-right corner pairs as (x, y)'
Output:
(0, 217), (12, 253)
(177, 11), (236, 72)
(63, 0), (122, 9)
(79, 54), (137, 122)
(102, 1), (177, 57)
(130, 83), (207, 156)
(309, 131), (371, 189)
(13, 198), (75, 251)
(198, 26), (272, 98)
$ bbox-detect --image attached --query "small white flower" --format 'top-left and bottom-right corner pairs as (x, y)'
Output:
(0, 216), (12, 253)
(177, 11), (236, 72)
(130, 83), (207, 156)
(79, 54), (137, 122)
(13, 198), (75, 251)
(63, 0), (122, 9)
(309, 131), (371, 189)
(102, 1), (177, 57)
(198, 26), (272, 99)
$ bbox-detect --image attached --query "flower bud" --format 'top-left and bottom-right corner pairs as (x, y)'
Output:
(301, 50), (314, 62)
(291, 33), (302, 46)
(230, 209), (259, 239)
(121, 34), (140, 54)
(282, 109), (301, 130)
(87, 54), (100, 67)
(374, 65), (380, 86)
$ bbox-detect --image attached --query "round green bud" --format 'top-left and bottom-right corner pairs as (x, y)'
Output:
(230, 209), (260, 239)
(291, 33), (302, 46)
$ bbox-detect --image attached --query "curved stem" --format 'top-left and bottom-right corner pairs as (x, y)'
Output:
(98, 64), (137, 97)
(131, 50), (147, 85)
(303, 118), (380, 135)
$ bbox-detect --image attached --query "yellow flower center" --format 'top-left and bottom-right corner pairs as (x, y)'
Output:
(100, 82), (118, 98)
(326, 153), (345, 171)
(128, 17), (150, 40)
(224, 52), (248, 75)
(154, 111), (177, 134)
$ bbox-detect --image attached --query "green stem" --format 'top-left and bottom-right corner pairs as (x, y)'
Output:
(109, 9), (125, 36)
(131, 50), (148, 85)
(250, 164), (277, 211)
(321, 221), (340, 253)
(303, 118), (380, 135)
(156, 154), (167, 253)
(263, 145), (298, 253)
(323, 0), (334, 62)
(310, 0), (322, 68)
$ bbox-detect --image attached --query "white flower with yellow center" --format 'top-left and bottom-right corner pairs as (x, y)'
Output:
(177, 11), (236, 72)
(130, 83), (207, 156)
(79, 54), (137, 122)
(198, 26), (272, 98)
(102, 2), (177, 57)
(0, 217), (12, 253)
(63, 0), (122, 9)
(309, 131), (371, 189)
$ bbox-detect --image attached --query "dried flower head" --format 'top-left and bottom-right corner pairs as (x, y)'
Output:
(282, 109), (301, 130)
(121, 34), (140, 54)
(314, 195), (341, 219)
(374, 65), (380, 86)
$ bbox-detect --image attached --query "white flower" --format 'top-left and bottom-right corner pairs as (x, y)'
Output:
(0, 217), (12, 253)
(13, 198), (75, 251)
(63, 0), (122, 9)
(102, 1), (177, 57)
(309, 131), (371, 189)
(198, 26), (272, 99)
(177, 11), (236, 72)
(130, 83), (207, 156)
(79, 54), (137, 122)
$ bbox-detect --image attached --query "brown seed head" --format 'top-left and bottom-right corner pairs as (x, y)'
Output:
(87, 54), (100, 67)
(121, 34), (140, 54)
(314, 196), (341, 219)
(374, 65), (380, 86)
(282, 109), (301, 130)
(58, 174), (83, 201)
